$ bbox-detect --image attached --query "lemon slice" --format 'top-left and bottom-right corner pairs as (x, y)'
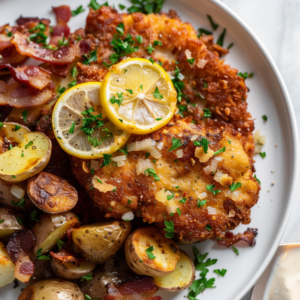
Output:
(52, 82), (130, 159)
(100, 58), (177, 134)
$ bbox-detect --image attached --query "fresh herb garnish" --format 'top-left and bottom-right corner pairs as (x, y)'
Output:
(167, 137), (182, 152)
(11, 198), (25, 209)
(197, 199), (206, 208)
(28, 32), (48, 44)
(232, 245), (239, 256)
(145, 246), (156, 259)
(262, 115), (268, 121)
(68, 121), (76, 134)
(153, 86), (163, 99)
(84, 294), (97, 300)
(144, 168), (160, 181)
(164, 219), (174, 238)
(198, 28), (212, 37)
(81, 272), (93, 282)
(216, 28), (226, 47)
(127, 0), (165, 14)
(96, 178), (102, 184)
(22, 110), (28, 122)
(230, 182), (242, 192)
(116, 22), (125, 35)
(176, 208), (181, 216)
(205, 224), (212, 231)
(127, 199), (132, 205)
(187, 58), (195, 65)
(30, 210), (39, 222)
(172, 67), (185, 102)
(149, 58), (154, 64)
(166, 192), (174, 201)
(213, 147), (225, 155)
(36, 248), (50, 260)
(214, 269), (227, 276)
(68, 80), (76, 89)
(28, 22), (46, 33)
(177, 104), (187, 117)
(136, 35), (143, 43)
(227, 42), (234, 49)
(179, 198), (186, 204)
(237, 72), (254, 79)
(259, 152), (266, 158)
(119, 4), (126, 10)
(146, 43), (155, 54)
(57, 239), (66, 251)
(88, 0), (108, 10)
(14, 124), (21, 132)
(58, 36), (69, 47)
(57, 86), (66, 96)
(82, 49), (97, 65)
(228, 140), (231, 144)
(203, 108), (211, 118)
(0, 219), (4, 224)
(119, 145), (128, 155)
(194, 138), (210, 154)
(72, 5), (85, 16)
(126, 89), (133, 94)
(207, 184), (221, 196)
(156, 118), (162, 121)
(153, 40), (162, 46)
(16, 216), (23, 224)
(207, 14), (219, 30)
(71, 65), (77, 77)
(102, 154), (112, 167)
(110, 92), (124, 107)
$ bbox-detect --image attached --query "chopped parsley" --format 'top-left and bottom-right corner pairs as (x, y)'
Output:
(127, 0), (165, 14)
(72, 5), (85, 16)
(254, 174), (261, 184)
(146, 44), (155, 54)
(126, 89), (133, 94)
(198, 28), (212, 37)
(214, 269), (227, 277)
(15, 124), (21, 132)
(57, 239), (66, 251)
(84, 294), (97, 300)
(216, 28), (226, 47)
(102, 154), (112, 167)
(119, 145), (128, 155)
(36, 248), (50, 260)
(172, 67), (185, 101)
(68, 121), (76, 134)
(30, 210), (39, 222)
(153, 40), (162, 46)
(164, 219), (174, 238)
(81, 272), (93, 282)
(127, 199), (132, 205)
(96, 178), (102, 184)
(167, 137), (182, 152)
(203, 108), (211, 118)
(207, 14), (219, 30)
(119, 4), (126, 10)
(205, 224), (212, 231)
(230, 182), (242, 192)
(57, 86), (66, 96)
(0, 219), (4, 224)
(136, 35), (143, 43)
(237, 72), (254, 79)
(144, 168), (160, 181)
(179, 198), (186, 204)
(207, 184), (221, 196)
(28, 22), (46, 33)
(139, 84), (143, 90)
(176, 208), (181, 216)
(177, 104), (187, 117)
(58, 36), (69, 47)
(0, 122), (2, 130)
(16, 216), (23, 224)
(232, 245), (239, 256)
(213, 147), (225, 155)
(149, 58), (154, 64)
(67, 80), (76, 89)
(197, 199), (206, 208)
(228, 140), (231, 144)
(156, 118), (162, 121)
(166, 192), (174, 201)
(28, 32), (48, 44)
(145, 246), (156, 259)
(82, 49), (97, 65)
(187, 58), (195, 65)
(71, 65), (77, 77)
(110, 92), (124, 106)
(194, 138), (210, 154)
(259, 152), (266, 158)
(227, 42), (234, 50)
(116, 22), (125, 35)
(262, 115), (268, 121)
(153, 86), (163, 99)
(11, 198), (25, 209)
(145, 152), (150, 159)
(88, 0), (108, 10)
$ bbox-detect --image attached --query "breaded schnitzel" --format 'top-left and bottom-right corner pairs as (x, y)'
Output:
(71, 6), (259, 241)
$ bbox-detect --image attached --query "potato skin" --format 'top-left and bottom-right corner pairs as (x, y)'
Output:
(72, 221), (131, 263)
(27, 172), (78, 214)
(153, 250), (195, 291)
(18, 279), (85, 300)
(0, 241), (15, 288)
(31, 212), (79, 254)
(0, 207), (25, 240)
(125, 226), (180, 277)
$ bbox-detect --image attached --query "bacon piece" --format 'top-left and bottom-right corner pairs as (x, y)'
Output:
(7, 230), (36, 283)
(0, 64), (51, 90)
(0, 81), (55, 108)
(16, 17), (40, 26)
(105, 277), (159, 300)
(218, 228), (258, 247)
(12, 32), (91, 65)
(50, 249), (80, 266)
(52, 5), (72, 37)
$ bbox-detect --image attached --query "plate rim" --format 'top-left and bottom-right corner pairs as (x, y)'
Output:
(210, 0), (299, 299)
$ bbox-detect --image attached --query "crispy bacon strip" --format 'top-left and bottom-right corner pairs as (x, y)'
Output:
(218, 228), (258, 247)
(0, 81), (55, 108)
(105, 277), (159, 300)
(12, 32), (91, 65)
(7, 230), (35, 283)
(52, 5), (72, 37)
(50, 249), (80, 266)
(16, 17), (40, 26)
(0, 64), (51, 90)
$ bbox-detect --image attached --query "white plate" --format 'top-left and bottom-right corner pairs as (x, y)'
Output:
(0, 0), (298, 299)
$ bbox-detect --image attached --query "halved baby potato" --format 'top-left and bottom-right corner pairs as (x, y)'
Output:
(32, 212), (79, 254)
(50, 249), (97, 280)
(72, 221), (132, 263)
(27, 172), (78, 214)
(18, 279), (85, 300)
(0, 123), (52, 182)
(125, 226), (180, 277)
(0, 241), (15, 288)
(153, 250), (195, 291)
(0, 207), (25, 240)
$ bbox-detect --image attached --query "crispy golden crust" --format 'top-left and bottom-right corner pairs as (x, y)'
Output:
(71, 118), (260, 241)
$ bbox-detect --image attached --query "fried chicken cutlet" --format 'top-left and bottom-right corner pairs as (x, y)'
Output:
(70, 6), (259, 241)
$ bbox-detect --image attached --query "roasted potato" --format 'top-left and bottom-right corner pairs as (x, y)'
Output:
(50, 249), (97, 280)
(32, 212), (79, 254)
(125, 226), (180, 277)
(153, 250), (195, 291)
(72, 221), (131, 263)
(80, 260), (134, 299)
(18, 279), (85, 300)
(0, 241), (15, 288)
(0, 207), (25, 240)
(27, 172), (78, 214)
(0, 178), (35, 212)
(0, 123), (52, 182)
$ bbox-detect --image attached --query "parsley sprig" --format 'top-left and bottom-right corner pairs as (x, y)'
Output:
(164, 219), (174, 238)
(194, 138), (210, 154)
(207, 184), (221, 196)
(172, 67), (185, 102)
(127, 0), (165, 14)
(144, 168), (160, 181)
(167, 137), (182, 152)
(145, 246), (156, 259)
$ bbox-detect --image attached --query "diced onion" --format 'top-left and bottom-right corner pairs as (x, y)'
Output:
(255, 145), (262, 154)
(185, 49), (192, 59)
(91, 159), (100, 171)
(225, 190), (240, 201)
(254, 130), (266, 147)
(167, 205), (178, 214)
(135, 139), (156, 151)
(10, 185), (25, 199)
(228, 209), (235, 217)
(117, 161), (126, 167)
(210, 158), (220, 173)
(199, 192), (207, 199)
(155, 189), (173, 203)
(191, 135), (198, 141)
(136, 158), (153, 175)
(214, 171), (224, 183)
(207, 206), (217, 215)
(197, 59), (208, 69)
(112, 155), (127, 162)
(214, 157), (223, 162)
(127, 143), (135, 152)
(51, 215), (67, 227)
(121, 211), (134, 221)
(149, 148), (162, 159)
(157, 142), (164, 150)
(176, 149), (183, 158)
(204, 165), (212, 175)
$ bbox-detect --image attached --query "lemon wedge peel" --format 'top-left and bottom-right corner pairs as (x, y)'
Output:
(100, 58), (177, 135)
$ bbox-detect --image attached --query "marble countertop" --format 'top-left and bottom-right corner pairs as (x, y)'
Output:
(220, 0), (300, 298)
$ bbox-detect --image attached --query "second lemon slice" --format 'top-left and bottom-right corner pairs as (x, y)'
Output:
(100, 58), (177, 135)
